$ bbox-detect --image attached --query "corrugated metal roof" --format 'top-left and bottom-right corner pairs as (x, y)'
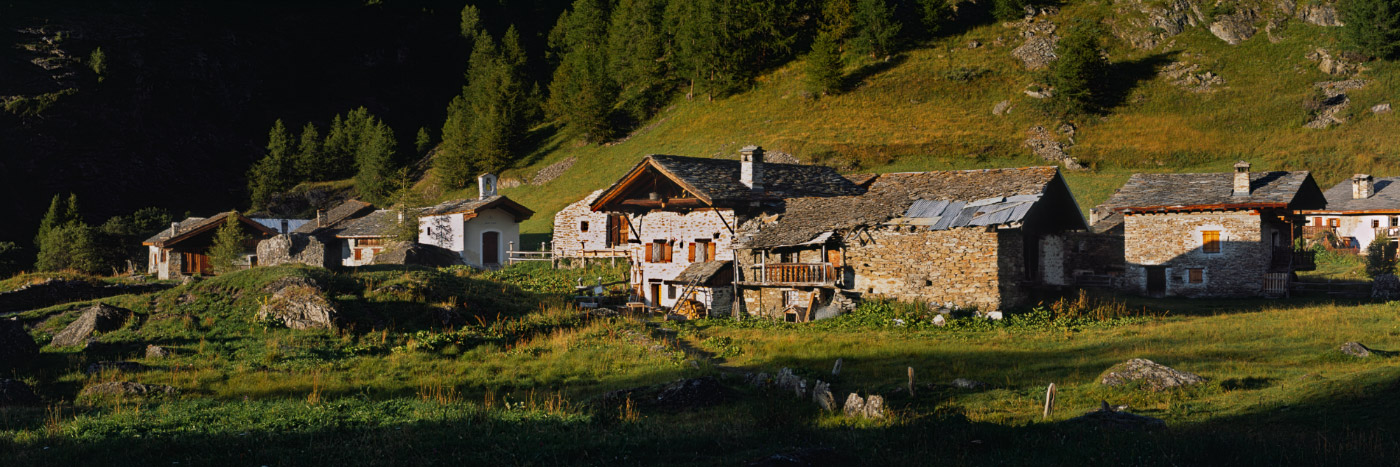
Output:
(903, 195), (1041, 230)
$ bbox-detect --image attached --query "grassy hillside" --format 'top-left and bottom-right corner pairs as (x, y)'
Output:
(472, 4), (1400, 236)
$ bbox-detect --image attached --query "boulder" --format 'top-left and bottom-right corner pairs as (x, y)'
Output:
(1106, 0), (1205, 49)
(145, 344), (171, 359)
(1208, 11), (1258, 45)
(1339, 342), (1393, 357)
(256, 283), (337, 330)
(1099, 358), (1205, 391)
(0, 318), (39, 369)
(992, 100), (1012, 116)
(775, 368), (807, 398)
(1009, 19), (1059, 69)
(79, 381), (177, 397)
(932, 314), (947, 327)
(1068, 401), (1166, 431)
(1306, 48), (1358, 76)
(256, 234), (330, 268)
(0, 378), (41, 406)
(50, 303), (132, 348)
(812, 380), (835, 411)
(1298, 3), (1343, 26)
(843, 393), (866, 417)
(371, 241), (465, 267)
(951, 378), (990, 390)
(1373, 103), (1392, 114)
(863, 395), (885, 419)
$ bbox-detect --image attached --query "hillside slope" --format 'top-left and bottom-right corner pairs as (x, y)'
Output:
(487, 1), (1399, 236)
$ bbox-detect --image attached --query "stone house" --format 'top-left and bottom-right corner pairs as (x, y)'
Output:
(589, 146), (865, 315)
(143, 212), (277, 280)
(1298, 174), (1400, 253)
(1092, 162), (1325, 298)
(418, 174), (535, 269)
(334, 209), (402, 267)
(261, 199), (377, 269)
(734, 167), (1088, 320)
(552, 189), (629, 261)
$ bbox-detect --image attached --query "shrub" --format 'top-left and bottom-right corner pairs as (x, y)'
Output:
(1365, 239), (1395, 278)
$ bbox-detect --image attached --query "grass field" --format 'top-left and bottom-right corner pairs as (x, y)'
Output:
(3, 263), (1399, 465)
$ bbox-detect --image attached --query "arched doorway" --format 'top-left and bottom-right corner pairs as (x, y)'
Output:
(482, 231), (500, 265)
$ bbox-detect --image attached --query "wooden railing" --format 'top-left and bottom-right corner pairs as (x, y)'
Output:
(1377, 227), (1400, 239)
(746, 263), (836, 285)
(1302, 225), (1336, 238)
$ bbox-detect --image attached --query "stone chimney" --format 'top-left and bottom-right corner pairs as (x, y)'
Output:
(1352, 174), (1375, 199)
(479, 173), (498, 199)
(740, 145), (765, 194)
(1232, 161), (1251, 196)
(170, 222), (179, 236)
(317, 209), (326, 228)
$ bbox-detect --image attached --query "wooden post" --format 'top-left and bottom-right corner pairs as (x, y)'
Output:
(1043, 383), (1056, 419)
(907, 367), (915, 396)
(508, 241), (515, 265)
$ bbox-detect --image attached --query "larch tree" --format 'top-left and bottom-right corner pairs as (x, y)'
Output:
(208, 213), (251, 275)
(852, 0), (901, 58)
(547, 0), (618, 143)
(1341, 0), (1400, 59)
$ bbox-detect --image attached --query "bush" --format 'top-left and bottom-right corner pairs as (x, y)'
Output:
(1365, 239), (1395, 278)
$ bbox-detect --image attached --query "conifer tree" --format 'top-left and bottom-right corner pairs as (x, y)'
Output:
(547, 0), (618, 142)
(350, 111), (399, 205)
(1341, 0), (1400, 59)
(208, 212), (251, 275)
(436, 28), (533, 190)
(821, 0), (856, 40)
(805, 30), (844, 96)
(35, 194), (64, 247)
(1048, 23), (1109, 116)
(852, 0), (901, 58)
(415, 127), (432, 155)
(246, 120), (295, 211)
(294, 122), (322, 181)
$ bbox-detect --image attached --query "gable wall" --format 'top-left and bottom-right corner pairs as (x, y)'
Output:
(1123, 211), (1272, 297)
(844, 225), (1025, 311)
(552, 198), (612, 257)
(628, 209), (737, 308)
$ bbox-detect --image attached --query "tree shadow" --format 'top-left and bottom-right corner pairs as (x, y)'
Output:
(840, 54), (910, 93)
(1100, 52), (1177, 111)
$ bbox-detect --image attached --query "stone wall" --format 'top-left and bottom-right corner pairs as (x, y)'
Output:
(629, 209), (737, 307)
(552, 190), (613, 257)
(741, 287), (837, 320)
(1122, 211), (1274, 297)
(257, 234), (330, 269)
(845, 225), (1026, 311)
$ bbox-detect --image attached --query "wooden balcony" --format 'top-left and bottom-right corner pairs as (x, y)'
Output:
(1377, 227), (1400, 239)
(738, 263), (837, 287)
(1272, 247), (1316, 272)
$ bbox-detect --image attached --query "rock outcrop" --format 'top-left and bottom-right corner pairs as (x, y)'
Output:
(1161, 60), (1225, 92)
(256, 280), (337, 330)
(1025, 125), (1084, 170)
(0, 319), (39, 369)
(1298, 2), (1343, 26)
(1209, 10), (1260, 45)
(0, 379), (41, 406)
(1108, 0), (1206, 49)
(79, 381), (178, 397)
(256, 234), (330, 268)
(50, 303), (132, 348)
(1306, 48), (1359, 76)
(1099, 358), (1205, 391)
(1307, 79), (1366, 129)
(1009, 16), (1059, 70)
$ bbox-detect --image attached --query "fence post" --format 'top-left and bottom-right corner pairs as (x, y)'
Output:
(508, 241), (515, 265)
(1043, 383), (1056, 419)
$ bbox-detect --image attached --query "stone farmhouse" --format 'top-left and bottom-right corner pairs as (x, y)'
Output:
(260, 199), (378, 269)
(552, 189), (629, 261)
(1092, 162), (1325, 298)
(1298, 174), (1400, 252)
(589, 147), (862, 315)
(418, 174), (535, 269)
(144, 212), (277, 279)
(735, 167), (1088, 320)
(334, 209), (401, 267)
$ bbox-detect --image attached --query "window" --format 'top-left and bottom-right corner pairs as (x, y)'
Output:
(1188, 268), (1204, 284)
(1202, 231), (1221, 253)
(1392, 217), (1399, 227)
(1374, 220), (1382, 228)
(667, 285), (676, 299)
(580, 221), (589, 232)
(357, 238), (384, 247)
(645, 241), (672, 263)
(1330, 218), (1340, 227)
(689, 240), (716, 262)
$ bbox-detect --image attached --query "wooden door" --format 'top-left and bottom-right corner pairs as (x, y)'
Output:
(483, 231), (500, 265)
(650, 283), (662, 307)
(607, 214), (629, 247)
(1146, 266), (1166, 297)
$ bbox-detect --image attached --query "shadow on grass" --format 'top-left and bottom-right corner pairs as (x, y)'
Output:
(1101, 52), (1177, 111)
(840, 54), (910, 93)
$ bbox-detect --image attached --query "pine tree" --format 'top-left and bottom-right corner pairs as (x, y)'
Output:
(415, 127), (432, 155)
(438, 94), (477, 188)
(1341, 0), (1400, 59)
(548, 0), (619, 142)
(35, 194), (64, 247)
(35, 194), (103, 274)
(436, 27), (533, 190)
(852, 0), (901, 58)
(607, 0), (668, 120)
(664, 0), (722, 100)
(208, 213), (251, 275)
(918, 0), (953, 35)
(247, 120), (295, 211)
(821, 0), (856, 40)
(805, 30), (844, 96)
(351, 111), (399, 205)
(460, 4), (481, 41)
(1048, 23), (1109, 116)
(294, 122), (322, 181)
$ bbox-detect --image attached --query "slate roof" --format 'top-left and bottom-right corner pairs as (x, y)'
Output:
(143, 216), (210, 244)
(665, 260), (731, 285)
(292, 199), (375, 235)
(142, 212), (277, 247)
(1091, 170), (1323, 231)
(643, 155), (862, 203)
(421, 195), (535, 221)
(1312, 177), (1400, 212)
(742, 167), (1064, 248)
(335, 210), (401, 238)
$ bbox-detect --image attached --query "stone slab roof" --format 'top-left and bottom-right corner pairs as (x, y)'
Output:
(335, 210), (401, 238)
(292, 199), (375, 235)
(143, 216), (209, 244)
(422, 195), (534, 221)
(142, 212), (277, 247)
(742, 167), (1063, 248)
(1313, 177), (1400, 212)
(644, 155), (863, 203)
(665, 260), (731, 285)
(1091, 170), (1324, 232)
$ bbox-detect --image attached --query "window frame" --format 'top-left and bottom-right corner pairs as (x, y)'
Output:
(1188, 268), (1204, 284)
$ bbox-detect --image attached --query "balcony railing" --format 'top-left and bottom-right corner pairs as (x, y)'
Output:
(1377, 227), (1400, 239)
(743, 263), (836, 286)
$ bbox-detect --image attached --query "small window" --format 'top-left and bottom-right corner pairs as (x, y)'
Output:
(580, 221), (590, 232)
(1392, 217), (1399, 227)
(1374, 220), (1382, 228)
(646, 241), (672, 263)
(667, 285), (676, 299)
(1330, 218), (1341, 227)
(1188, 268), (1203, 284)
(1202, 231), (1221, 254)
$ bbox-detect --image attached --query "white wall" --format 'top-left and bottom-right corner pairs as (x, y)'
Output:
(421, 209), (521, 268)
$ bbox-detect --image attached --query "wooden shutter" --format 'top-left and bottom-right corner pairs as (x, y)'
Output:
(827, 249), (842, 267)
(1188, 268), (1203, 283)
(707, 242), (716, 262)
(688, 243), (696, 262)
(1202, 231), (1220, 253)
(663, 241), (673, 262)
(645, 243), (654, 262)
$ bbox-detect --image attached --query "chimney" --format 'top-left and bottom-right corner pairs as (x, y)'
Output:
(478, 173), (498, 199)
(740, 145), (764, 194)
(1352, 174), (1375, 199)
(317, 209), (326, 228)
(1232, 161), (1251, 196)
(170, 222), (179, 236)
